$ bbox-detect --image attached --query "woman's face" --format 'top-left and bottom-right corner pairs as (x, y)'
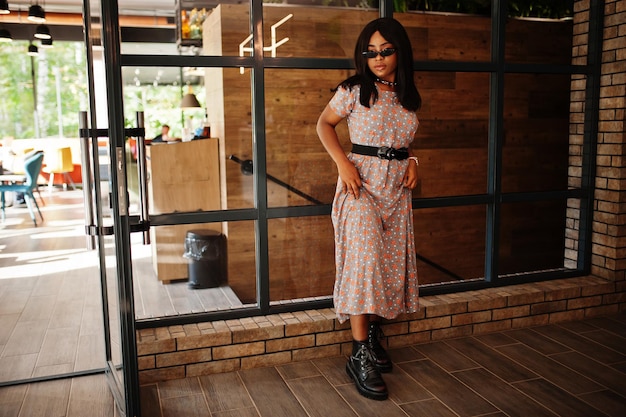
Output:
(365, 31), (398, 83)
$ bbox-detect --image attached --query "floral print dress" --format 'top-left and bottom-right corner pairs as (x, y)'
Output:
(329, 85), (420, 323)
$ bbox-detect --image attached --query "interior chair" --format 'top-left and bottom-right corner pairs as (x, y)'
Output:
(3, 148), (45, 207)
(43, 146), (75, 192)
(0, 152), (45, 226)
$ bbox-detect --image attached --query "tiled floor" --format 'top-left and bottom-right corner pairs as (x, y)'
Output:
(5, 313), (623, 417)
(138, 312), (626, 417)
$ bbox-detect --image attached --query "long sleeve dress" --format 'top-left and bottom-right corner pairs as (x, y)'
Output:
(329, 85), (420, 323)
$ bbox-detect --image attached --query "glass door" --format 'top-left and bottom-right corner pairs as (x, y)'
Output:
(81, 0), (140, 415)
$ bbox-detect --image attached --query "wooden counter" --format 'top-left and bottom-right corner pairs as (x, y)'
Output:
(146, 139), (222, 283)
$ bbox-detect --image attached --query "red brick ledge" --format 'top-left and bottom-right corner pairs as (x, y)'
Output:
(137, 275), (626, 385)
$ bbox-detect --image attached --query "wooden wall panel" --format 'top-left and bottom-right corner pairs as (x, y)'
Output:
(147, 140), (222, 282)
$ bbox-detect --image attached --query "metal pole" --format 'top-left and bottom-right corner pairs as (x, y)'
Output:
(55, 67), (64, 138)
(30, 55), (40, 139)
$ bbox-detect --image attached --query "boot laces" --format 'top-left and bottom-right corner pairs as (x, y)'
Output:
(354, 345), (378, 377)
(369, 324), (386, 352)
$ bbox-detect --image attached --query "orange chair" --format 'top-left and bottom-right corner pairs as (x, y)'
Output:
(43, 147), (75, 191)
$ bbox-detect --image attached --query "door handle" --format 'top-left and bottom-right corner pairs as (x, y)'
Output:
(79, 111), (97, 249)
(135, 111), (151, 245)
(78, 112), (150, 241)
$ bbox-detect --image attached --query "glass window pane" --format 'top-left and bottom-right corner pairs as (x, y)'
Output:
(268, 216), (335, 304)
(502, 73), (571, 193)
(262, 5), (378, 59)
(122, 69), (198, 142)
(227, 220), (258, 305)
(123, 2), (251, 57)
(414, 205), (486, 287)
(505, 16), (574, 65)
(498, 200), (567, 277)
(396, 9), (491, 62)
(265, 69), (491, 207)
(265, 68), (349, 207)
(416, 72), (490, 198)
(220, 67), (255, 209)
(0, 41), (88, 140)
(122, 66), (254, 214)
(132, 219), (257, 320)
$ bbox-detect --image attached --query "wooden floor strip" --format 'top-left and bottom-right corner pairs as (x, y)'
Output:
(533, 325), (626, 364)
(398, 359), (498, 417)
(495, 343), (602, 395)
(287, 375), (357, 417)
(452, 367), (558, 417)
(511, 378), (609, 417)
(198, 371), (255, 414)
(445, 336), (537, 383)
(238, 366), (308, 417)
(66, 374), (116, 417)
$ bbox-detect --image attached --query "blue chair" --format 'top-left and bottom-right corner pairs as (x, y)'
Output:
(0, 152), (45, 226)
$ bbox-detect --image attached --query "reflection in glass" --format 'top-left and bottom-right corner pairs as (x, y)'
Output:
(414, 205), (486, 286)
(268, 216), (335, 303)
(499, 200), (567, 277)
(502, 73), (571, 193)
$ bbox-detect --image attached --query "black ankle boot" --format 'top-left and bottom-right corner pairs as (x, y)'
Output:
(368, 321), (393, 373)
(346, 340), (388, 401)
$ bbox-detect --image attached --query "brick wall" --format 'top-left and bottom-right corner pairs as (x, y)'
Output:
(566, 0), (626, 281)
(137, 276), (625, 384)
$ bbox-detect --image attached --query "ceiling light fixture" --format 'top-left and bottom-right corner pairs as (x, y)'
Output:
(0, 27), (12, 42)
(28, 3), (45, 23)
(0, 0), (10, 15)
(40, 37), (53, 48)
(28, 42), (38, 56)
(180, 86), (201, 109)
(34, 24), (50, 39)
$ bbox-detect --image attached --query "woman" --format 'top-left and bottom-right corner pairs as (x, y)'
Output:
(316, 17), (421, 401)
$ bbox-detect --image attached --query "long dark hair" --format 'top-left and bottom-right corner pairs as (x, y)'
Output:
(337, 17), (421, 111)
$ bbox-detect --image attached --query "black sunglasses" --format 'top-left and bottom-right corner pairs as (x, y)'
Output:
(362, 48), (397, 59)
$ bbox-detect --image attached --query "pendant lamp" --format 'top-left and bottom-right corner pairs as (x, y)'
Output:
(34, 24), (51, 39)
(180, 87), (201, 109)
(28, 42), (38, 57)
(0, 1), (10, 15)
(40, 37), (53, 48)
(0, 27), (11, 42)
(28, 3), (45, 23)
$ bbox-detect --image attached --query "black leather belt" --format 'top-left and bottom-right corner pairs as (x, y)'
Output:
(351, 144), (409, 160)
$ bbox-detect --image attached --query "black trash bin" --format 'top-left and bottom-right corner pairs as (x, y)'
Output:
(183, 229), (227, 289)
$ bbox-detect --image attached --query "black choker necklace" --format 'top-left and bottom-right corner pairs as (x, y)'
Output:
(376, 78), (397, 87)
